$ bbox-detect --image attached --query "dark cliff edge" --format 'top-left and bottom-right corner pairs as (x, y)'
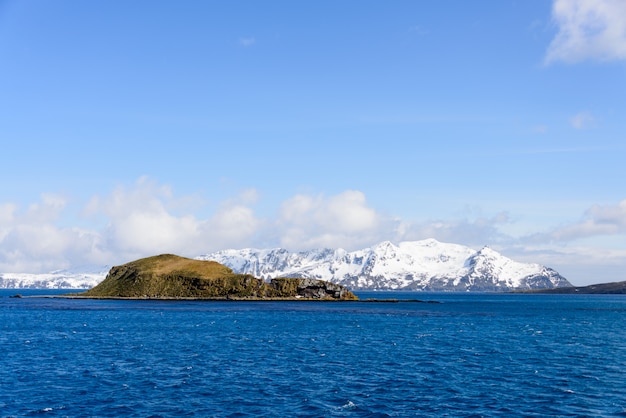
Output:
(516, 280), (626, 294)
(72, 254), (358, 300)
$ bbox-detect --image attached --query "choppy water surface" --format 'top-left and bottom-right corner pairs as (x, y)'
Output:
(1, 290), (626, 417)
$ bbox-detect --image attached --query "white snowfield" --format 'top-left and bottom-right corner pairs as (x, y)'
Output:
(0, 239), (571, 291)
(198, 239), (571, 291)
(0, 268), (109, 289)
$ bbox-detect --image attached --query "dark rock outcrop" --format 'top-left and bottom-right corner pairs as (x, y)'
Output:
(270, 277), (355, 299)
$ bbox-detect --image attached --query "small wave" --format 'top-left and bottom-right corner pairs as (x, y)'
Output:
(29, 406), (62, 415)
(338, 400), (357, 410)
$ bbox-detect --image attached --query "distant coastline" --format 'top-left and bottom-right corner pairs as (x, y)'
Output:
(515, 280), (626, 294)
(11, 292), (440, 303)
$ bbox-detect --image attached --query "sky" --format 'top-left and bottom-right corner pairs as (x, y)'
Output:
(1, 0), (625, 286)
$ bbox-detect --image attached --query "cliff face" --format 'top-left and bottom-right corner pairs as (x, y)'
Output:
(81, 254), (357, 300)
(269, 277), (355, 299)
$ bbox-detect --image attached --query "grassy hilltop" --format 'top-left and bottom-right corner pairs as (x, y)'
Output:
(80, 254), (358, 300)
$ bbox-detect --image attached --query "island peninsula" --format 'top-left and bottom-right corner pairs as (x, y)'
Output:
(77, 254), (358, 300)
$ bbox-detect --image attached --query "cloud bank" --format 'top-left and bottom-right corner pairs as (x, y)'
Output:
(528, 199), (626, 242)
(1, 178), (625, 285)
(0, 178), (512, 273)
(546, 0), (626, 63)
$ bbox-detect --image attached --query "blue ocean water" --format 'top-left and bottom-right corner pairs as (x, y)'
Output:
(1, 290), (625, 417)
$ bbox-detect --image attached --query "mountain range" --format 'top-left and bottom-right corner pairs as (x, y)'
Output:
(198, 239), (572, 291)
(0, 266), (109, 289)
(0, 239), (572, 291)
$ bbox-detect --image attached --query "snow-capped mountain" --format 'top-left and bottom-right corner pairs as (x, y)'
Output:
(0, 266), (109, 289)
(0, 239), (571, 291)
(198, 239), (572, 291)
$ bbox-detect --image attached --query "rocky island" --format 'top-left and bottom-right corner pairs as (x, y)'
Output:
(77, 254), (358, 300)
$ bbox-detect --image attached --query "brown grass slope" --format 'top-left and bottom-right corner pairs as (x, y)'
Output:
(81, 254), (357, 300)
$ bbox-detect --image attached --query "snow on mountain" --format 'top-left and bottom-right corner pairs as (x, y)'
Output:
(0, 266), (109, 289)
(0, 239), (571, 291)
(198, 239), (572, 291)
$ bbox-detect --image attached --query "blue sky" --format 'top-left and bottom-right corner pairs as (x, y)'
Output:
(1, 0), (625, 285)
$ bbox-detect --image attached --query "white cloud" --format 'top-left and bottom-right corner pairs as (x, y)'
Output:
(0, 183), (524, 272)
(393, 212), (512, 247)
(89, 178), (262, 259)
(1, 179), (625, 286)
(93, 178), (198, 254)
(0, 203), (17, 242)
(276, 191), (381, 250)
(316, 191), (378, 233)
(569, 111), (594, 129)
(500, 244), (626, 286)
(239, 37), (256, 47)
(24, 193), (68, 223)
(510, 198), (626, 284)
(546, 0), (626, 63)
(0, 194), (106, 273)
(0, 203), (17, 223)
(525, 199), (626, 242)
(274, 192), (511, 251)
(0, 179), (264, 272)
(204, 204), (262, 249)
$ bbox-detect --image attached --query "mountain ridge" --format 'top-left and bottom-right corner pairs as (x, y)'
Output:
(0, 239), (572, 291)
(198, 239), (572, 292)
(0, 267), (110, 289)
